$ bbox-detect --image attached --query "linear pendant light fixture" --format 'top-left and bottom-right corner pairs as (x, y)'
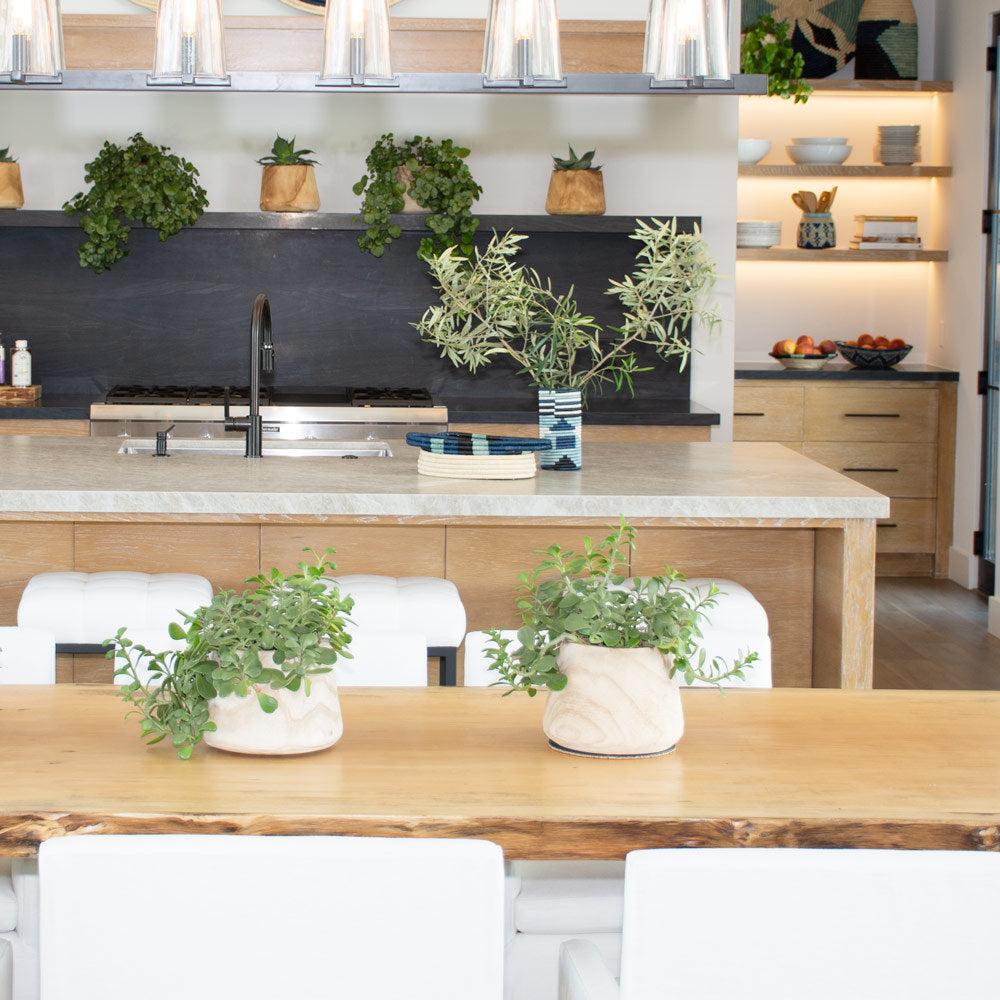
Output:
(319, 0), (396, 87)
(0, 0), (63, 83)
(149, 0), (229, 86)
(644, 0), (731, 88)
(483, 0), (564, 88)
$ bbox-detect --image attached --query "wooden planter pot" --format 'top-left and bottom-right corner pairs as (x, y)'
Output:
(545, 169), (605, 216)
(0, 163), (24, 209)
(260, 164), (320, 213)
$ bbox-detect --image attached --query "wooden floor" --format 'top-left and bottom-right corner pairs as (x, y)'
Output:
(874, 578), (1000, 690)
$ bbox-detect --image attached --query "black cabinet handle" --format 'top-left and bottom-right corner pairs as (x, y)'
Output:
(734, 412), (766, 417)
(877, 523), (899, 529)
(844, 413), (901, 418)
(843, 467), (899, 473)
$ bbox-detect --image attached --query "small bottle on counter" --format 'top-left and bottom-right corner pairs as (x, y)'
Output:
(11, 339), (31, 388)
(0, 337), (6, 384)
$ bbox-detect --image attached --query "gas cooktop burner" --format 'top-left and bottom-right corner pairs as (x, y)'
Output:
(103, 385), (434, 407)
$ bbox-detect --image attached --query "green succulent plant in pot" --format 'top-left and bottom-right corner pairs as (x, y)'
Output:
(483, 517), (759, 757)
(258, 134), (321, 213)
(111, 551), (354, 759)
(353, 133), (483, 259)
(545, 145), (605, 216)
(0, 146), (24, 209)
(414, 217), (719, 470)
(741, 15), (814, 103)
(62, 133), (209, 274)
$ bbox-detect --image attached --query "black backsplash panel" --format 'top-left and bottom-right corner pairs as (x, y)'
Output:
(0, 214), (698, 412)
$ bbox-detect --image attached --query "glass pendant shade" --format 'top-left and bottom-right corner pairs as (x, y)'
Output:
(320, 0), (393, 82)
(151, 0), (226, 81)
(483, 0), (562, 83)
(1, 0), (64, 80)
(644, 0), (730, 82)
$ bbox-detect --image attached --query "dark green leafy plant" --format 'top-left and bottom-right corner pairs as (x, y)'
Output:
(352, 133), (483, 260)
(62, 133), (208, 274)
(257, 134), (318, 166)
(484, 517), (758, 695)
(552, 145), (601, 171)
(0, 146), (15, 163)
(112, 550), (354, 759)
(415, 217), (719, 395)
(741, 15), (813, 103)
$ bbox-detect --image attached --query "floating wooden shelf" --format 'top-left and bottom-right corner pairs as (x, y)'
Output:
(803, 79), (953, 94)
(739, 164), (952, 178)
(737, 248), (948, 262)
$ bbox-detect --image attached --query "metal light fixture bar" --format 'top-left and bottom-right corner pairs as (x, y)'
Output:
(0, 69), (767, 94)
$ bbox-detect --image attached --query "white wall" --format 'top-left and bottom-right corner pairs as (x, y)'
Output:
(934, 3), (995, 605)
(3, 0), (739, 438)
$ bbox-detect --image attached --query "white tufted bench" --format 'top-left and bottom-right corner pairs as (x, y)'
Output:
(463, 578), (771, 1000)
(17, 572), (213, 667)
(327, 576), (467, 685)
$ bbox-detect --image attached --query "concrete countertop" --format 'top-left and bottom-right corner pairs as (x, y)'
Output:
(735, 362), (959, 381)
(0, 435), (890, 521)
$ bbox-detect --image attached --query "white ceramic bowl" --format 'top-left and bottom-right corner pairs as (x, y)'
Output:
(791, 137), (849, 145)
(786, 143), (852, 165)
(737, 138), (771, 165)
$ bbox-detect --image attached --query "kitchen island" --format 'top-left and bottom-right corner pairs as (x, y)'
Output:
(0, 435), (888, 687)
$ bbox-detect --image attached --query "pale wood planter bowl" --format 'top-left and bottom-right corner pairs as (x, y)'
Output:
(260, 164), (320, 212)
(541, 643), (684, 756)
(0, 163), (24, 209)
(545, 169), (606, 216)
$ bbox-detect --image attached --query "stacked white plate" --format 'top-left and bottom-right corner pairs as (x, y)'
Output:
(737, 220), (782, 248)
(786, 137), (851, 165)
(875, 125), (920, 165)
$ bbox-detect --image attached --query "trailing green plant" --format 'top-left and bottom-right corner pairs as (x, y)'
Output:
(484, 517), (758, 695)
(257, 134), (318, 166)
(741, 14), (813, 103)
(62, 132), (209, 274)
(0, 146), (16, 163)
(552, 145), (601, 171)
(352, 133), (483, 260)
(414, 216), (719, 395)
(112, 550), (354, 759)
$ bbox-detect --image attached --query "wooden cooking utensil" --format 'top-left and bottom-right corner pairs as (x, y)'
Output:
(791, 192), (809, 212)
(804, 191), (818, 213)
(817, 190), (830, 213)
(827, 185), (838, 209)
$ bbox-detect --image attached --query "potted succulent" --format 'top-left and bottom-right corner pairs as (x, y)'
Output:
(111, 552), (354, 759)
(414, 217), (719, 470)
(258, 134), (321, 213)
(741, 14), (813, 103)
(0, 146), (24, 209)
(352, 133), (483, 259)
(63, 133), (209, 273)
(483, 518), (758, 757)
(545, 145), (605, 216)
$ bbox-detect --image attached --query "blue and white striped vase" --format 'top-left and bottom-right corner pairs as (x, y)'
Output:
(537, 387), (582, 471)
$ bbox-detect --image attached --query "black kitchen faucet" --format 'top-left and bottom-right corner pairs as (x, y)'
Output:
(224, 293), (274, 458)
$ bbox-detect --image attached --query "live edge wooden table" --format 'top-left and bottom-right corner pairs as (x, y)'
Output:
(1, 687), (997, 859)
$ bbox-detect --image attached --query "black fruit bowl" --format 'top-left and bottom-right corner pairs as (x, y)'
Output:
(835, 342), (912, 370)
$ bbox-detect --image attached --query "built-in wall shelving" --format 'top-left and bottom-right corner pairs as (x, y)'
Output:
(737, 247), (948, 262)
(739, 164), (951, 177)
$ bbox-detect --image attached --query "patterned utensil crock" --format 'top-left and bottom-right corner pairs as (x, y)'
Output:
(797, 212), (836, 249)
(537, 387), (582, 471)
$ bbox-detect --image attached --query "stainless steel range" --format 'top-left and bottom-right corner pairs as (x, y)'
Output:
(89, 385), (448, 442)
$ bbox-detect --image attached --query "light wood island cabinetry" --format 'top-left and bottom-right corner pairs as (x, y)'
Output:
(734, 371), (956, 578)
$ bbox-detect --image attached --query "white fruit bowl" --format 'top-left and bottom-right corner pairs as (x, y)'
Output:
(791, 137), (849, 145)
(737, 139), (771, 164)
(786, 143), (852, 165)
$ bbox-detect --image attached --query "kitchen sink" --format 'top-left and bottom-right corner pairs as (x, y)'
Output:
(118, 439), (393, 458)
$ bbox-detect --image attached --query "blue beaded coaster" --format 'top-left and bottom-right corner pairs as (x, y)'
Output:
(405, 432), (552, 456)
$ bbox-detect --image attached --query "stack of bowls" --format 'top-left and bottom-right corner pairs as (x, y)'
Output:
(737, 138), (771, 165)
(786, 137), (852, 166)
(875, 125), (920, 165)
(737, 221), (782, 249)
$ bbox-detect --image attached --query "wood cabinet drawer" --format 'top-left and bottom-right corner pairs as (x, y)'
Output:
(876, 499), (937, 553)
(803, 386), (938, 442)
(733, 385), (804, 442)
(802, 442), (938, 498)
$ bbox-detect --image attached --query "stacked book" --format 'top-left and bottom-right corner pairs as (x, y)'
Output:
(851, 216), (923, 251)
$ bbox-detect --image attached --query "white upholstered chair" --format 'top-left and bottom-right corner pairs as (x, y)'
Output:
(333, 630), (429, 686)
(559, 848), (1000, 1000)
(464, 578), (771, 1000)
(39, 835), (505, 1000)
(0, 627), (52, 1000)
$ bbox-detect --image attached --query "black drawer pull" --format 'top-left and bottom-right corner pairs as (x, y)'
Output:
(877, 523), (899, 529)
(844, 413), (901, 418)
(843, 467), (899, 473)
(734, 412), (766, 417)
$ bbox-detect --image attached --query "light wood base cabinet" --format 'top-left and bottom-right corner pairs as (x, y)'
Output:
(735, 378), (956, 577)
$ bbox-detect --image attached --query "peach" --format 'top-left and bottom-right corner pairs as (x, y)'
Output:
(874, 336), (891, 349)
(858, 333), (875, 347)
(796, 335), (814, 347)
(819, 340), (838, 355)
(773, 339), (797, 356)
(889, 338), (908, 350)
